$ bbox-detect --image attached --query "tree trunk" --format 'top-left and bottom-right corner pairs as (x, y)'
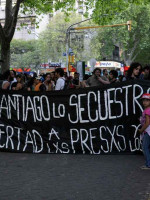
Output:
(0, 0), (22, 74)
(1, 40), (10, 74)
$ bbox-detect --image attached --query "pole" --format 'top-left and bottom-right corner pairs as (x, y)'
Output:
(65, 13), (131, 74)
(71, 22), (131, 31)
(66, 31), (69, 75)
(66, 17), (93, 75)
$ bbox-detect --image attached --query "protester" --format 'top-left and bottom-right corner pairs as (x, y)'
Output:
(118, 75), (124, 82)
(85, 68), (109, 87)
(55, 68), (65, 90)
(43, 73), (54, 91)
(80, 74), (91, 88)
(138, 93), (150, 169)
(2, 70), (13, 90)
(51, 71), (56, 84)
(11, 74), (25, 90)
(26, 77), (37, 91)
(72, 72), (80, 89)
(109, 70), (118, 83)
(64, 72), (68, 80)
(123, 62), (142, 81)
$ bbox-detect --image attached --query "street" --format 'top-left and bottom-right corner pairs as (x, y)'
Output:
(0, 152), (150, 200)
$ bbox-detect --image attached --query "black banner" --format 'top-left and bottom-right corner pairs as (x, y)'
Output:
(0, 80), (150, 154)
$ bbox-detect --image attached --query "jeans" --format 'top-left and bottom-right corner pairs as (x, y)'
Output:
(142, 133), (150, 167)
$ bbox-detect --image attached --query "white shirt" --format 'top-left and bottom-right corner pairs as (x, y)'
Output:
(55, 77), (65, 90)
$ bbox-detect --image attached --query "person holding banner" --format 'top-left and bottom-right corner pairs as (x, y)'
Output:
(85, 68), (109, 87)
(138, 93), (150, 169)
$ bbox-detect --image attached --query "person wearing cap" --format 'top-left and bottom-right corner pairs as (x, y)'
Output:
(138, 93), (150, 169)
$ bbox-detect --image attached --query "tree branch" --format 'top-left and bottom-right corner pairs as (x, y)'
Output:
(128, 39), (139, 61)
(5, 0), (13, 30)
(132, 51), (140, 61)
(7, 0), (24, 42)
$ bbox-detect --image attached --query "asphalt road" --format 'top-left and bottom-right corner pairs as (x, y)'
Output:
(0, 153), (150, 200)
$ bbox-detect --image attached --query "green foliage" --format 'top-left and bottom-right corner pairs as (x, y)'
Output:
(90, 3), (150, 65)
(88, 0), (150, 25)
(21, 0), (76, 16)
(38, 12), (97, 63)
(10, 39), (41, 68)
(2, 0), (150, 72)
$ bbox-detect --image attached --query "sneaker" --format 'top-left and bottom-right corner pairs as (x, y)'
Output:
(141, 166), (150, 170)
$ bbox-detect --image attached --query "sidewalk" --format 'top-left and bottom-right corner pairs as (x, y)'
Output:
(0, 153), (149, 200)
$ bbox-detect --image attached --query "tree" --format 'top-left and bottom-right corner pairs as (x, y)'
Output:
(10, 39), (41, 68)
(90, 4), (150, 65)
(0, 0), (76, 73)
(38, 12), (97, 64)
(86, 0), (150, 24)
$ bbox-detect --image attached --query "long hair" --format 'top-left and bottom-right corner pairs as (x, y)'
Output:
(127, 62), (142, 78)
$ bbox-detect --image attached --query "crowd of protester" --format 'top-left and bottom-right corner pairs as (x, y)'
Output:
(0, 62), (150, 91)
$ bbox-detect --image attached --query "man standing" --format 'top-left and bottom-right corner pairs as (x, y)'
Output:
(85, 68), (109, 87)
(55, 68), (65, 90)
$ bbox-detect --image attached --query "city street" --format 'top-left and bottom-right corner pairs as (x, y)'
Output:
(0, 152), (149, 200)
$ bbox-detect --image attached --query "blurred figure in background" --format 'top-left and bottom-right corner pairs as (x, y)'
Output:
(102, 69), (109, 81)
(118, 75), (125, 82)
(72, 72), (80, 89)
(11, 74), (25, 90)
(109, 70), (119, 83)
(26, 77), (37, 91)
(140, 65), (150, 80)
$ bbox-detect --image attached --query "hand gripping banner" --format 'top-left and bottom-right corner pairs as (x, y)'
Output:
(0, 80), (149, 154)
